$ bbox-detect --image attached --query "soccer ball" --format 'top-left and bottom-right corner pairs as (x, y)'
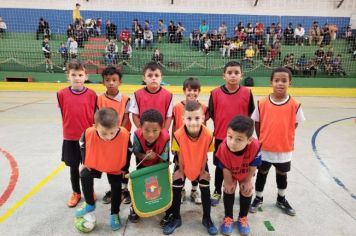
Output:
(74, 212), (96, 233)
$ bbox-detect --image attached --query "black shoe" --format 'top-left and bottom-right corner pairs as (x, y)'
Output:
(160, 213), (174, 228)
(276, 197), (296, 216)
(122, 188), (131, 204)
(128, 206), (140, 223)
(102, 191), (112, 204)
(202, 218), (218, 235)
(249, 196), (263, 213)
(163, 218), (182, 235)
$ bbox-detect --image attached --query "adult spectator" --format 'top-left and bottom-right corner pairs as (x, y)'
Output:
(322, 23), (331, 46)
(266, 23), (276, 45)
(199, 20), (209, 36)
(157, 19), (167, 42)
(143, 27), (154, 49)
(246, 23), (255, 43)
(95, 18), (102, 36)
(105, 39), (118, 65)
(105, 20), (117, 40)
(284, 23), (294, 45)
(119, 27), (131, 44)
(308, 21), (323, 46)
(328, 24), (338, 42)
(72, 3), (82, 22)
(134, 24), (144, 49)
(273, 22), (283, 45)
(66, 24), (74, 38)
(151, 48), (164, 64)
(294, 24), (305, 46)
(189, 29), (200, 50)
(175, 22), (185, 43)
(168, 20), (176, 43)
(36, 17), (50, 40)
(218, 22), (227, 40)
(0, 16), (7, 38)
(255, 22), (264, 42)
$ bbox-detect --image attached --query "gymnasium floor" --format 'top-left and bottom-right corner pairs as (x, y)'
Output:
(0, 85), (356, 235)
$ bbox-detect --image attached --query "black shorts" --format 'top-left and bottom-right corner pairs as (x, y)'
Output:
(44, 53), (51, 59)
(213, 139), (223, 166)
(80, 168), (122, 184)
(258, 160), (291, 173)
(61, 140), (81, 167)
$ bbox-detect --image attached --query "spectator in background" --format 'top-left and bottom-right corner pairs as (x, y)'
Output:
(72, 3), (82, 22)
(308, 21), (323, 46)
(189, 29), (200, 50)
(143, 27), (154, 49)
(144, 20), (152, 31)
(121, 41), (132, 61)
(168, 20), (176, 43)
(266, 23), (276, 46)
(95, 18), (102, 36)
(284, 23), (294, 45)
(175, 22), (185, 43)
(314, 46), (325, 65)
(36, 17), (50, 40)
(244, 43), (255, 64)
(246, 23), (255, 43)
(202, 35), (211, 55)
(68, 37), (78, 59)
(255, 22), (264, 42)
(332, 54), (346, 76)
(119, 27), (131, 44)
(151, 48), (164, 64)
(105, 39), (118, 65)
(273, 23), (283, 45)
(322, 23), (331, 46)
(42, 36), (53, 73)
(66, 24), (74, 38)
(134, 24), (144, 49)
(218, 22), (227, 40)
(221, 39), (232, 58)
(106, 20), (117, 40)
(85, 18), (97, 37)
(328, 24), (338, 42)
(58, 42), (68, 70)
(294, 24), (305, 46)
(256, 39), (267, 58)
(74, 24), (85, 48)
(157, 19), (167, 43)
(0, 16), (7, 38)
(199, 20), (209, 36)
(345, 25), (352, 42)
(326, 46), (334, 58)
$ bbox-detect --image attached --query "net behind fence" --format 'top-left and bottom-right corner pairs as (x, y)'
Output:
(0, 6), (355, 77)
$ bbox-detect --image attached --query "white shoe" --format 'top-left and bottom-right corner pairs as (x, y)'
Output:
(190, 190), (202, 205)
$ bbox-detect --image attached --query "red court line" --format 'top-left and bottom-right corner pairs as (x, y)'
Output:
(0, 148), (19, 207)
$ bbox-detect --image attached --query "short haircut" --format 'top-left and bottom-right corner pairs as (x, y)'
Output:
(228, 116), (254, 138)
(270, 67), (292, 81)
(67, 59), (86, 72)
(183, 77), (201, 90)
(185, 100), (201, 112)
(223, 61), (242, 73)
(143, 61), (163, 75)
(140, 109), (163, 127)
(94, 108), (119, 128)
(101, 66), (122, 81)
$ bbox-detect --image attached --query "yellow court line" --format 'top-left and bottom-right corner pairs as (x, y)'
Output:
(0, 82), (356, 97)
(0, 163), (65, 223)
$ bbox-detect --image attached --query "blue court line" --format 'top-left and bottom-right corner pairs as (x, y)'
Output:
(311, 116), (356, 200)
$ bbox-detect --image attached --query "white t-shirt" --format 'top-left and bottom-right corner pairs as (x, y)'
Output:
(251, 95), (305, 163)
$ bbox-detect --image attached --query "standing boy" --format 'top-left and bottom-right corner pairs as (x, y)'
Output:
(57, 59), (97, 207)
(129, 62), (173, 130)
(129, 109), (170, 223)
(217, 116), (261, 235)
(249, 67), (305, 216)
(208, 61), (255, 206)
(42, 36), (53, 73)
(75, 108), (130, 231)
(162, 101), (217, 235)
(96, 66), (132, 205)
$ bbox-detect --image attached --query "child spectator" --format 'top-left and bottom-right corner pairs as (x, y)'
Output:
(58, 42), (69, 71)
(168, 21), (177, 43)
(284, 23), (294, 45)
(143, 27), (154, 49)
(332, 54), (347, 76)
(121, 41), (132, 61)
(152, 48), (164, 64)
(42, 36), (53, 73)
(134, 24), (144, 49)
(221, 39), (232, 58)
(294, 24), (305, 46)
(255, 39), (267, 58)
(67, 24), (75, 38)
(105, 39), (118, 65)
(129, 62), (173, 130)
(249, 67), (305, 216)
(57, 59), (97, 208)
(75, 108), (130, 231)
(106, 20), (117, 40)
(175, 22), (185, 43)
(72, 3), (82, 22)
(263, 50), (273, 67)
(218, 22), (227, 39)
(68, 37), (78, 59)
(36, 17), (50, 40)
(203, 36), (212, 55)
(119, 28), (131, 44)
(208, 61), (255, 206)
(170, 78), (208, 205)
(157, 19), (168, 43)
(129, 109), (170, 223)
(189, 29), (200, 50)
(95, 18), (102, 36)
(255, 22), (264, 42)
(162, 101), (218, 235)
(244, 44), (255, 65)
(97, 66), (132, 206)
(324, 55), (333, 75)
(217, 116), (261, 236)
(0, 16), (7, 38)
(314, 46), (325, 65)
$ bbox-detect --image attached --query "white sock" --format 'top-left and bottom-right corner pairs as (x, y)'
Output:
(122, 183), (128, 190)
(278, 189), (286, 197)
(256, 191), (263, 198)
(192, 185), (197, 191)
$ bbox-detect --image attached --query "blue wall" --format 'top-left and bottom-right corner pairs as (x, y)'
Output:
(0, 8), (350, 36)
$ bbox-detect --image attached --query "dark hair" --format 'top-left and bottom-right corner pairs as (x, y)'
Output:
(228, 116), (254, 138)
(185, 100), (201, 112)
(101, 66), (122, 81)
(223, 61), (242, 73)
(183, 77), (201, 91)
(67, 59), (86, 72)
(270, 67), (292, 81)
(143, 61), (163, 75)
(140, 109), (163, 127)
(94, 108), (118, 128)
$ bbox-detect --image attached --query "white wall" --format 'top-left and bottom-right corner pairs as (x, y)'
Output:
(1, 0), (355, 17)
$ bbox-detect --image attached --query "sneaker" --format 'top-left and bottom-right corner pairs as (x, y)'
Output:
(122, 188), (131, 204)
(237, 216), (250, 235)
(211, 192), (221, 206)
(102, 191), (112, 204)
(67, 192), (81, 208)
(190, 190), (202, 205)
(276, 197), (296, 216)
(202, 218), (218, 235)
(75, 202), (96, 217)
(181, 188), (186, 203)
(160, 213), (174, 228)
(128, 206), (140, 223)
(163, 218), (182, 235)
(220, 217), (234, 235)
(110, 214), (122, 231)
(249, 196), (263, 213)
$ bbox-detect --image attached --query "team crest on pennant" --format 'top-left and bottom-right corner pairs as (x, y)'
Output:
(144, 176), (161, 200)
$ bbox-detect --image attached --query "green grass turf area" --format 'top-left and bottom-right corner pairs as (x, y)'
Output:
(0, 33), (355, 88)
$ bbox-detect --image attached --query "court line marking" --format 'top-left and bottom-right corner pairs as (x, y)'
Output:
(311, 116), (356, 201)
(0, 163), (65, 223)
(0, 148), (19, 208)
(0, 99), (47, 112)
